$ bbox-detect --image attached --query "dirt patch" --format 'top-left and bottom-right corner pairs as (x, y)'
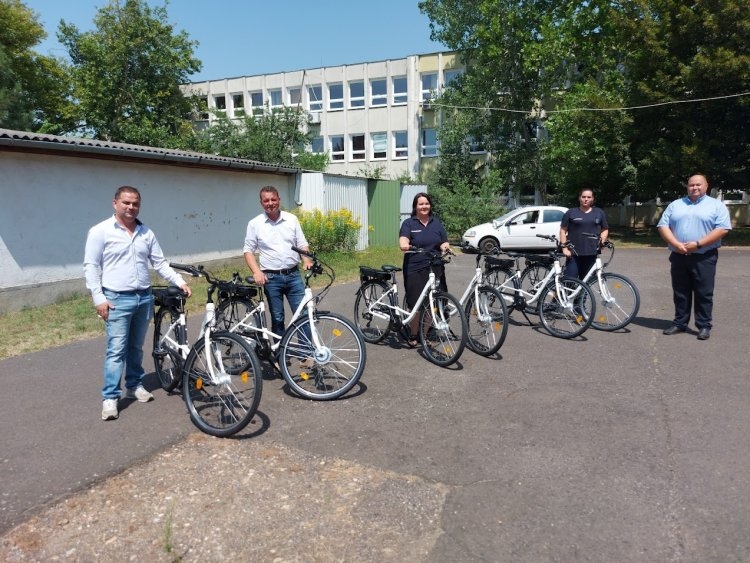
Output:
(1, 434), (448, 562)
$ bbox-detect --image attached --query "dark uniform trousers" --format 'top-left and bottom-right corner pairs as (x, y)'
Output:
(669, 249), (718, 330)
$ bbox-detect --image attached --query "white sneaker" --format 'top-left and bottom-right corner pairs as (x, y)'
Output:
(102, 399), (119, 420)
(125, 385), (154, 403)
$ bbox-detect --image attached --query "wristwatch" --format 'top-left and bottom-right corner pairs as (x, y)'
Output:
(696, 241), (702, 249)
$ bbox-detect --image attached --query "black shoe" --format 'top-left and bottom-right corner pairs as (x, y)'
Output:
(662, 325), (685, 335)
(697, 328), (711, 340)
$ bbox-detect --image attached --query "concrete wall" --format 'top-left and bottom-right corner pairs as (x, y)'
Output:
(604, 201), (750, 229)
(0, 151), (293, 312)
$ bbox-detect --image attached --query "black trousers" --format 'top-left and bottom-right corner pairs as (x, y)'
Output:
(668, 250), (718, 330)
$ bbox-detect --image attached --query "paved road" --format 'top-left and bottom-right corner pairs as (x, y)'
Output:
(2, 248), (749, 560)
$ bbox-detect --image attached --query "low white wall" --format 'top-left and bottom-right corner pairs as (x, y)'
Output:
(0, 151), (293, 312)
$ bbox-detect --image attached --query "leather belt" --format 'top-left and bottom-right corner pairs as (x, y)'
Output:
(262, 267), (298, 275)
(103, 287), (152, 295)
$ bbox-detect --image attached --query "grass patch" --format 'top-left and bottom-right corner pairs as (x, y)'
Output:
(608, 226), (750, 248)
(0, 246), (405, 361)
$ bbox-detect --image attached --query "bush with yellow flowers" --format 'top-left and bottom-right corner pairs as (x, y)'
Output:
(293, 208), (362, 253)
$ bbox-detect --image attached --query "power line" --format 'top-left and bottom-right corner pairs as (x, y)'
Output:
(428, 91), (750, 115)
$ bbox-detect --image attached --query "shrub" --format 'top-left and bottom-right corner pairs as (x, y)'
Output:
(293, 208), (362, 253)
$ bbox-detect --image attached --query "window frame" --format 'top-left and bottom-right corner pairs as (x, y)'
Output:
(371, 131), (387, 160)
(350, 133), (366, 160)
(269, 88), (283, 109)
(421, 72), (438, 101)
(308, 85), (323, 112)
(349, 80), (365, 108)
(328, 83), (344, 111)
(393, 130), (408, 159)
(392, 76), (407, 105)
(330, 135), (345, 161)
(250, 91), (264, 115)
(421, 128), (438, 157)
(370, 78), (387, 106)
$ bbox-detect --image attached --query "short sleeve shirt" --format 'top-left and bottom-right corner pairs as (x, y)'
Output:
(560, 207), (608, 256)
(656, 195), (731, 253)
(399, 215), (448, 275)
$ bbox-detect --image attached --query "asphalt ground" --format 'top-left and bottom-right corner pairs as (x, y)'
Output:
(1, 247), (750, 561)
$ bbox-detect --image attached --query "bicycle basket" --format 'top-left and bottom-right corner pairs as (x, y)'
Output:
(153, 286), (185, 307)
(359, 266), (390, 283)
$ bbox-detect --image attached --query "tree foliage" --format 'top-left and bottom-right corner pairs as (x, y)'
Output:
(0, 0), (72, 131)
(419, 0), (750, 211)
(183, 106), (327, 171)
(57, 0), (201, 145)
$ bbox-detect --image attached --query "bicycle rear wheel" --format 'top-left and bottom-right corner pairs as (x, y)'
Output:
(590, 272), (640, 331)
(465, 285), (508, 356)
(538, 277), (595, 339)
(353, 281), (394, 343)
(520, 262), (552, 313)
(182, 331), (262, 437)
(279, 312), (366, 400)
(418, 291), (468, 367)
(215, 297), (266, 355)
(152, 307), (184, 392)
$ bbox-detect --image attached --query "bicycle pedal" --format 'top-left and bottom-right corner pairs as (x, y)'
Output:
(152, 349), (168, 358)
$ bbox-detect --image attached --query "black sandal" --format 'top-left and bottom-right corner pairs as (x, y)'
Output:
(407, 338), (419, 348)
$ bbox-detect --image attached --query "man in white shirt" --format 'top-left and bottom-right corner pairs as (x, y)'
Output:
(243, 186), (313, 338)
(84, 186), (191, 421)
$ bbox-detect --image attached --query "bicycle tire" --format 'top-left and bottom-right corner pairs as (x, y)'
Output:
(279, 312), (366, 400)
(215, 297), (267, 355)
(353, 281), (395, 344)
(520, 262), (552, 313)
(182, 331), (262, 437)
(418, 291), (468, 367)
(538, 277), (595, 339)
(152, 307), (184, 392)
(465, 285), (509, 356)
(589, 272), (640, 331)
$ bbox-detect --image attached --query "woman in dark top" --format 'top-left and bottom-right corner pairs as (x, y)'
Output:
(559, 188), (609, 279)
(398, 192), (450, 347)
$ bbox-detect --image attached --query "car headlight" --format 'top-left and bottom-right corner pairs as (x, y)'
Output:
(463, 229), (476, 238)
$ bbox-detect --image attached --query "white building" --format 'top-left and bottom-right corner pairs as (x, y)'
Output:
(183, 51), (464, 181)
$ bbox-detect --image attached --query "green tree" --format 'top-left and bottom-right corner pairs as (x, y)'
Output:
(185, 106), (327, 170)
(622, 0), (750, 198)
(57, 0), (201, 145)
(0, 0), (72, 131)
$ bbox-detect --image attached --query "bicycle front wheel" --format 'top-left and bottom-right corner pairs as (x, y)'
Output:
(279, 312), (366, 400)
(182, 331), (262, 437)
(465, 285), (508, 356)
(590, 273), (640, 331)
(153, 307), (184, 392)
(353, 281), (394, 343)
(538, 277), (595, 339)
(418, 291), (468, 367)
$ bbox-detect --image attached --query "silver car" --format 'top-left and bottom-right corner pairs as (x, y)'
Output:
(462, 205), (568, 253)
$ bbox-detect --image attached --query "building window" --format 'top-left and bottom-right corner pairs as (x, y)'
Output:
(250, 91), (264, 115)
(394, 131), (408, 159)
(289, 87), (301, 106)
(392, 76), (407, 104)
(330, 135), (344, 161)
(269, 89), (282, 109)
(422, 128), (438, 156)
(231, 93), (244, 116)
(371, 132), (387, 160)
(349, 81), (365, 108)
(311, 136), (324, 153)
(214, 95), (226, 111)
(443, 69), (463, 88)
(351, 134), (366, 160)
(371, 78), (387, 106)
(468, 135), (485, 154)
(196, 96), (209, 120)
(421, 72), (438, 101)
(329, 83), (344, 110)
(308, 85), (323, 112)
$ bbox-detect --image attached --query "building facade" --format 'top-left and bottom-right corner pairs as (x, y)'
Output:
(183, 51), (464, 181)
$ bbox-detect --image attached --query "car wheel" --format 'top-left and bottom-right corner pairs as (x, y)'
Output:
(479, 237), (499, 254)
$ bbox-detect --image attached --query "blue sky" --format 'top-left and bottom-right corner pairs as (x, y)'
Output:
(24, 0), (443, 82)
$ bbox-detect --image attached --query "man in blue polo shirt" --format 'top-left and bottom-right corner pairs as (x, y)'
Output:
(657, 173), (731, 340)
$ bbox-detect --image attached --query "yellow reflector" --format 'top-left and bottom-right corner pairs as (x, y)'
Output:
(196, 378), (203, 390)
(241, 371), (248, 383)
(613, 283), (622, 289)
(332, 328), (342, 337)
(300, 372), (309, 381)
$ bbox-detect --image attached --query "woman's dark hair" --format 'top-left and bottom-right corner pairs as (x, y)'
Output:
(411, 192), (433, 217)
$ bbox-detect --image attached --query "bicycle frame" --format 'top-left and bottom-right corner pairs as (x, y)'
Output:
(366, 268), (444, 328)
(495, 254), (563, 306)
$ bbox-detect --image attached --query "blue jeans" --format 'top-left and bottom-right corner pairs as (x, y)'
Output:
(102, 289), (153, 399)
(264, 272), (305, 337)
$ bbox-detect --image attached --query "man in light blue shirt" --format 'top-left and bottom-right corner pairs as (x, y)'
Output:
(84, 186), (191, 420)
(657, 173), (731, 340)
